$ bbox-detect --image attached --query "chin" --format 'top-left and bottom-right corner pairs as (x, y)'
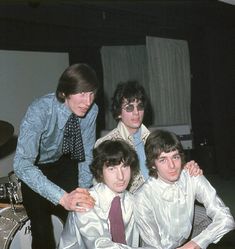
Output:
(114, 186), (127, 193)
(75, 111), (86, 117)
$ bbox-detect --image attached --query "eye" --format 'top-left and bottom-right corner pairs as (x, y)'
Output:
(123, 104), (134, 112)
(173, 155), (181, 160)
(137, 103), (144, 111)
(158, 158), (166, 164)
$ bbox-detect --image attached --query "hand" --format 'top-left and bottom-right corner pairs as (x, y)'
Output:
(177, 240), (200, 249)
(59, 188), (95, 212)
(184, 160), (203, 176)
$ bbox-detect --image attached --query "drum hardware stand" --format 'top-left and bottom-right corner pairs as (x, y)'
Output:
(6, 182), (17, 213)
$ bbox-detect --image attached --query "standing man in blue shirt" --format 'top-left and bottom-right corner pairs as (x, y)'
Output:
(13, 63), (98, 249)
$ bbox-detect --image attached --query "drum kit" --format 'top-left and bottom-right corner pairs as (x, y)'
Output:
(0, 120), (63, 249)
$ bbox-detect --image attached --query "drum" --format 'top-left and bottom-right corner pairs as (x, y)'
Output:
(0, 205), (64, 249)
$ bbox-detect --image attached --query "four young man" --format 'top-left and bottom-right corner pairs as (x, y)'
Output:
(14, 70), (234, 249)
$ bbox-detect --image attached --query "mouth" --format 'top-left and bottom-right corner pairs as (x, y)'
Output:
(116, 182), (126, 188)
(79, 107), (89, 113)
(168, 172), (177, 176)
(131, 120), (141, 125)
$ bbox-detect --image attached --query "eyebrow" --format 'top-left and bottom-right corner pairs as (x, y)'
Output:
(158, 151), (180, 159)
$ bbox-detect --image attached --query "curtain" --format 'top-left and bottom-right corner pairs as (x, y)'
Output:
(146, 36), (191, 126)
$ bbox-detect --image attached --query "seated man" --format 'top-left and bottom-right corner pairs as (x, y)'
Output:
(134, 129), (235, 249)
(58, 140), (151, 249)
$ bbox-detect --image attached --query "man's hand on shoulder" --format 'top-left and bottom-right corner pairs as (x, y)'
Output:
(59, 188), (95, 212)
(184, 160), (203, 177)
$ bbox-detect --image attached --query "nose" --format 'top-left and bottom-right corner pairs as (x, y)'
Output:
(83, 94), (94, 106)
(116, 168), (124, 180)
(132, 106), (139, 115)
(168, 159), (175, 169)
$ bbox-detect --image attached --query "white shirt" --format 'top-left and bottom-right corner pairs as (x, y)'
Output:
(134, 170), (235, 249)
(58, 183), (143, 249)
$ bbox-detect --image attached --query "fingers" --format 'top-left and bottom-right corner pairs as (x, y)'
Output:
(73, 188), (95, 208)
(59, 188), (95, 212)
(184, 161), (203, 176)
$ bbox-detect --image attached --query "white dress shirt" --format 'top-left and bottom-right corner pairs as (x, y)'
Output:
(134, 170), (235, 249)
(58, 183), (143, 249)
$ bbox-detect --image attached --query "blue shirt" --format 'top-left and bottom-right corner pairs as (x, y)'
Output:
(13, 93), (98, 204)
(133, 129), (149, 180)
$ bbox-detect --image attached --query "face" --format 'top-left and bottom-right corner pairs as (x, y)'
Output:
(119, 99), (145, 134)
(65, 91), (95, 117)
(154, 150), (182, 184)
(103, 162), (131, 194)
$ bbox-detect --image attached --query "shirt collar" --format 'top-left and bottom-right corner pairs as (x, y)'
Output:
(117, 121), (149, 142)
(94, 183), (127, 213)
(56, 100), (72, 129)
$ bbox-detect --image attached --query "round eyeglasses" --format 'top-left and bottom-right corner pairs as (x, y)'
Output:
(122, 103), (145, 112)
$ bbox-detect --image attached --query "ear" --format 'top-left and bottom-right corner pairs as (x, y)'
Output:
(61, 92), (66, 99)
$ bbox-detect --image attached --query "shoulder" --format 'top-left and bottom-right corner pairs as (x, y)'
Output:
(134, 177), (155, 198)
(89, 183), (110, 203)
(141, 124), (150, 135)
(95, 128), (122, 147)
(28, 93), (53, 107)
(180, 169), (210, 192)
(24, 93), (57, 120)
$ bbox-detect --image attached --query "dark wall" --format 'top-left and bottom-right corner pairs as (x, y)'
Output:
(0, 2), (234, 176)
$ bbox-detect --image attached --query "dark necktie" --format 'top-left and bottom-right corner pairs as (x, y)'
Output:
(108, 196), (127, 244)
(62, 113), (85, 161)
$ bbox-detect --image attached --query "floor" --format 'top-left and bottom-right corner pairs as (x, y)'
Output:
(206, 174), (235, 249)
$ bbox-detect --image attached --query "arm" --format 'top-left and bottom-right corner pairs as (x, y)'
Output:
(79, 103), (98, 188)
(190, 176), (235, 248)
(13, 98), (64, 204)
(134, 192), (164, 249)
(13, 97), (95, 209)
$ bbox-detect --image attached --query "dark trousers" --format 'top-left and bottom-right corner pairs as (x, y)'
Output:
(21, 156), (78, 249)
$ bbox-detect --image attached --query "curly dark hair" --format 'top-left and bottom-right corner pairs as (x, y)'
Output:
(90, 139), (139, 190)
(145, 129), (185, 177)
(111, 80), (147, 121)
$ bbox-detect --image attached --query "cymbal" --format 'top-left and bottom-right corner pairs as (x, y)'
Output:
(0, 120), (14, 146)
